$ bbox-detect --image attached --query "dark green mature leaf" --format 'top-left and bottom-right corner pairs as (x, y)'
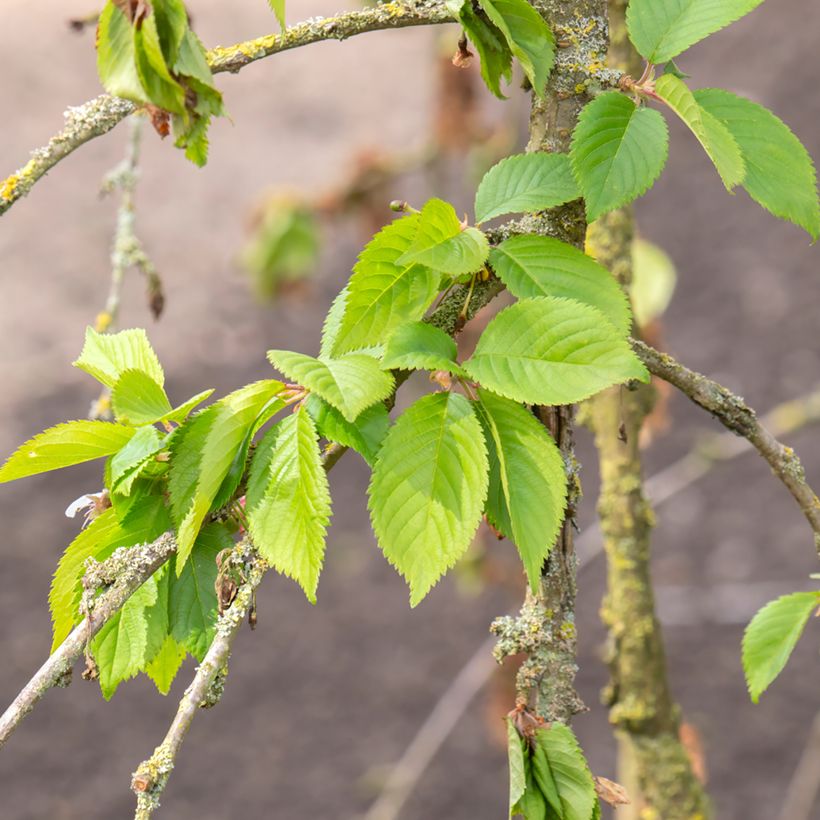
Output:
(654, 74), (745, 191)
(396, 199), (489, 277)
(305, 395), (389, 467)
(489, 235), (632, 334)
(694, 89), (820, 240)
(169, 523), (231, 660)
(476, 390), (567, 592)
(0, 421), (135, 484)
(464, 297), (648, 406)
(247, 409), (331, 602)
(743, 591), (819, 703)
(570, 93), (669, 221)
(333, 216), (439, 355)
(380, 322), (466, 376)
(109, 425), (164, 495)
(477, 0), (555, 96)
(268, 350), (394, 423)
(74, 327), (164, 389)
(111, 369), (173, 426)
(627, 0), (766, 63)
(474, 154), (580, 224)
(368, 393), (488, 606)
(458, 0), (512, 99)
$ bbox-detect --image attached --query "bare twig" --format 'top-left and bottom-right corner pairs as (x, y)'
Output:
(634, 340), (820, 551)
(777, 709), (820, 820)
(0, 533), (177, 747)
(0, 1), (455, 217)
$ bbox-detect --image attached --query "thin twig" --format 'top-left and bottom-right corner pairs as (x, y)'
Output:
(777, 709), (820, 820)
(0, 1), (455, 216)
(0, 533), (177, 746)
(634, 340), (820, 551)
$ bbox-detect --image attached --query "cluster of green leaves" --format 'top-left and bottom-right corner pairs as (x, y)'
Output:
(742, 588), (819, 703)
(507, 717), (601, 820)
(97, 0), (225, 164)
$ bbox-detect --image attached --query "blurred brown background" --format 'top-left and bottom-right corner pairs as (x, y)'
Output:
(1, 1), (820, 818)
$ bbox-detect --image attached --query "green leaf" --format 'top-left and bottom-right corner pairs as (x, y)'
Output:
(654, 74), (745, 191)
(152, 0), (188, 67)
(465, 297), (648, 406)
(631, 238), (677, 327)
(169, 523), (232, 660)
(133, 11), (186, 115)
(92, 574), (159, 700)
(512, 757), (549, 818)
(97, 2), (146, 102)
(145, 634), (187, 695)
(109, 425), (164, 495)
(532, 724), (597, 820)
(50, 495), (171, 651)
(489, 235), (632, 334)
(267, 350), (394, 423)
(476, 390), (567, 592)
(627, 0), (766, 63)
(111, 369), (173, 425)
(268, 0), (286, 29)
(305, 395), (389, 467)
(247, 409), (331, 603)
(570, 93), (669, 221)
(742, 591), (819, 703)
(396, 199), (489, 277)
(477, 0), (555, 96)
(380, 322), (466, 376)
(458, 1), (512, 99)
(168, 407), (219, 527)
(174, 381), (283, 569)
(507, 719), (527, 812)
(164, 389), (215, 425)
(694, 89), (820, 240)
(475, 153), (580, 224)
(333, 216), (439, 355)
(0, 420), (136, 484)
(368, 393), (488, 606)
(74, 327), (164, 389)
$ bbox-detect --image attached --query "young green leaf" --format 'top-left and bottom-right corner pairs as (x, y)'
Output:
(268, 350), (394, 423)
(507, 719), (527, 813)
(111, 369), (173, 426)
(654, 74), (745, 191)
(458, 0), (512, 99)
(694, 89), (820, 240)
(489, 235), (632, 334)
(476, 390), (567, 592)
(168, 407), (219, 527)
(247, 409), (332, 603)
(97, 2), (145, 102)
(474, 153), (580, 224)
(477, 0), (555, 96)
(380, 322), (466, 376)
(570, 92), (669, 221)
(632, 238), (677, 328)
(464, 297), (648, 406)
(332, 217), (439, 355)
(368, 393), (488, 606)
(396, 199), (489, 277)
(305, 395), (389, 467)
(268, 0), (286, 29)
(627, 0), (766, 63)
(133, 11), (186, 115)
(164, 389), (216, 425)
(531, 724), (597, 820)
(145, 634), (187, 695)
(109, 425), (164, 496)
(169, 523), (231, 659)
(74, 327), (164, 389)
(742, 591), (819, 703)
(0, 421), (136, 484)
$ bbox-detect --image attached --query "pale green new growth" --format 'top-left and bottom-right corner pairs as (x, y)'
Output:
(507, 719), (527, 812)
(74, 326), (164, 388)
(474, 154), (580, 224)
(267, 0), (286, 30)
(627, 0), (766, 63)
(368, 393), (488, 606)
(570, 92), (669, 221)
(109, 425), (163, 495)
(654, 74), (745, 191)
(631, 238), (677, 327)
(489, 234), (632, 333)
(112, 369), (173, 425)
(742, 590), (819, 703)
(464, 297), (649, 406)
(306, 396), (389, 467)
(380, 322), (466, 377)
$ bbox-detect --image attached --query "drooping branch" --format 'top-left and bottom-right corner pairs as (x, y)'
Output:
(0, 532), (177, 746)
(634, 339), (820, 551)
(0, 1), (454, 217)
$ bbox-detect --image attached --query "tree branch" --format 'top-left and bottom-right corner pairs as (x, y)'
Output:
(634, 339), (820, 551)
(0, 532), (177, 746)
(0, 1), (454, 217)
